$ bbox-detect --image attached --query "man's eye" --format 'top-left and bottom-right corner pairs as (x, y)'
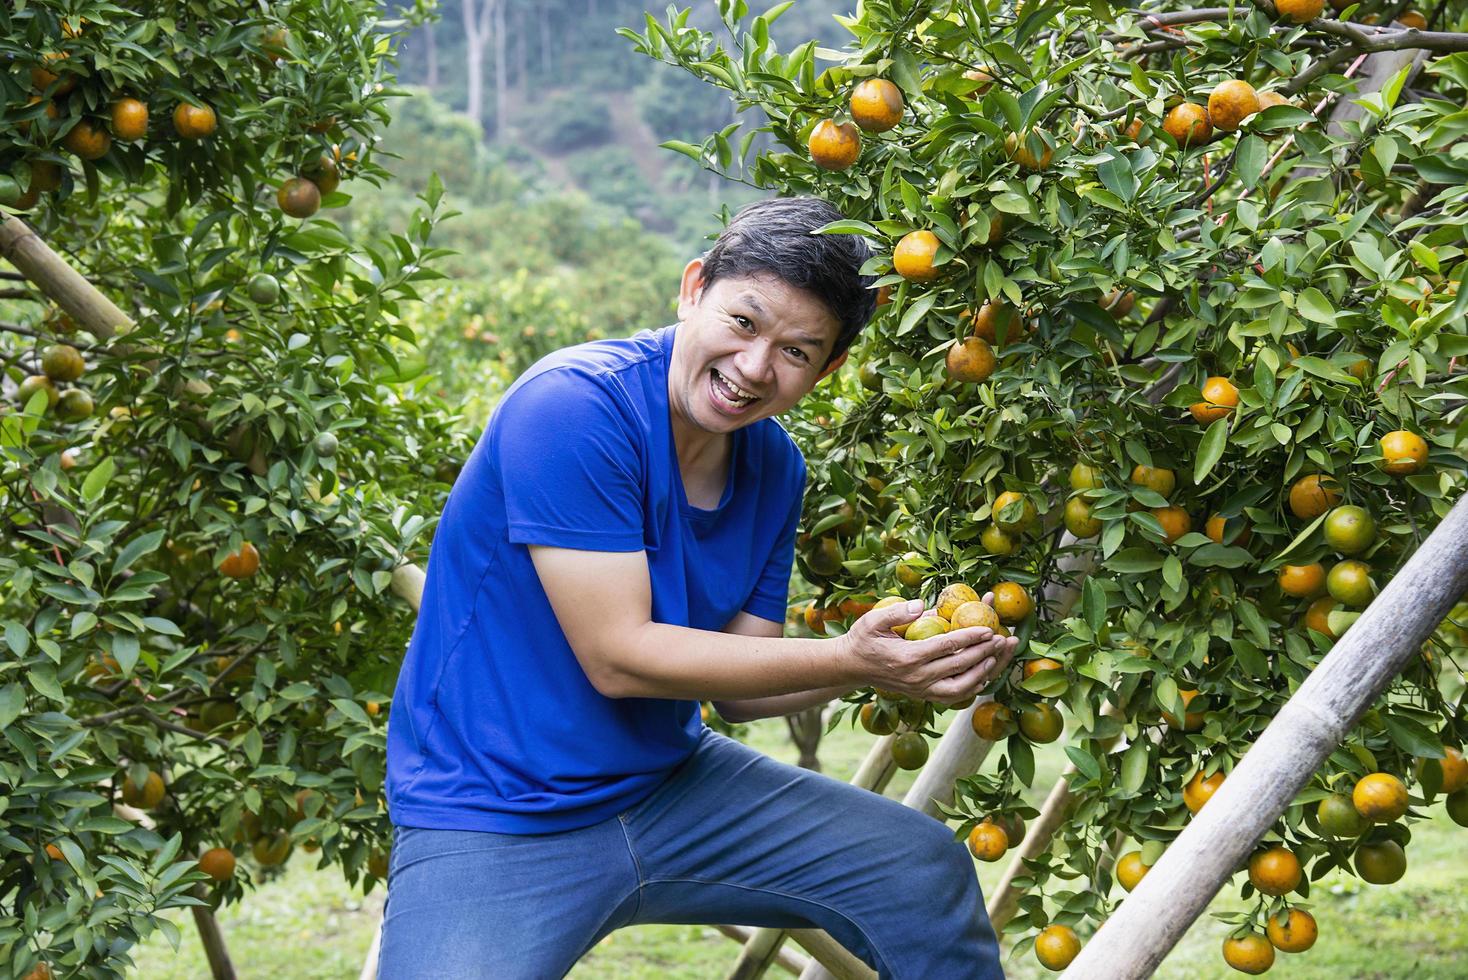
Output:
(787, 347), (810, 362)
(734, 315), (754, 331)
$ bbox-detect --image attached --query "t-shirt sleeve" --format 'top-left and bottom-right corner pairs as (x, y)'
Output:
(742, 456), (806, 622)
(496, 369), (646, 552)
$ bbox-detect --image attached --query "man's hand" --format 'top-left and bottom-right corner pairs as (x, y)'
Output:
(837, 597), (1019, 704)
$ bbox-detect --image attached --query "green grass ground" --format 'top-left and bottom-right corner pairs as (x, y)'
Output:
(130, 713), (1468, 978)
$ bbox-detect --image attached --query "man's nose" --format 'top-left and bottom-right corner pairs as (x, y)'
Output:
(734, 341), (777, 387)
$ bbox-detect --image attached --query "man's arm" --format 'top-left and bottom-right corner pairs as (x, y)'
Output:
(710, 611), (852, 723)
(529, 546), (1015, 705)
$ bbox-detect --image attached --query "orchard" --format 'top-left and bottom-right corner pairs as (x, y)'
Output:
(1, 2), (470, 977)
(631, 0), (1468, 975)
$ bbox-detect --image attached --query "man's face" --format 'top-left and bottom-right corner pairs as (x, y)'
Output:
(670, 259), (844, 436)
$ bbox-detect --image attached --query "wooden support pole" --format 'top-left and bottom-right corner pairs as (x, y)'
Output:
(1062, 496), (1468, 979)
(716, 925), (811, 976)
(985, 760), (1076, 931)
(0, 212), (132, 339)
(190, 888), (238, 980)
(390, 563), (426, 612)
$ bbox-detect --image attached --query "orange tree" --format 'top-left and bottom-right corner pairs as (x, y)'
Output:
(1, 2), (468, 975)
(629, 0), (1468, 970)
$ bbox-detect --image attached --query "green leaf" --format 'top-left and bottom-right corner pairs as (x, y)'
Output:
(1082, 578), (1107, 634)
(1296, 288), (1336, 325)
(1383, 715), (1443, 759)
(1065, 745), (1102, 783)
(81, 456), (116, 503)
(1194, 417), (1229, 483)
(112, 529), (166, 578)
(1120, 741), (1149, 795)
(0, 684), (24, 730)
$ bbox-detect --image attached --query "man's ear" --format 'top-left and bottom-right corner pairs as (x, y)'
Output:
(676, 258), (705, 320)
(816, 350), (848, 382)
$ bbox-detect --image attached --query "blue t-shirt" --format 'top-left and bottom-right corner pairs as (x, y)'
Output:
(386, 325), (806, 833)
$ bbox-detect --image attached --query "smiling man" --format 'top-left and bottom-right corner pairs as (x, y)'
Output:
(379, 198), (1014, 979)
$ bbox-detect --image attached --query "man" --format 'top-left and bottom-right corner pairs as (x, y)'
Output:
(380, 198), (1015, 978)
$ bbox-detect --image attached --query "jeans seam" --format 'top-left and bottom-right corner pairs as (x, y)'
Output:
(616, 813), (646, 922)
(641, 876), (893, 978)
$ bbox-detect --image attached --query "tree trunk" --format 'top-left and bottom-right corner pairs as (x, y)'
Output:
(784, 706), (824, 772)
(492, 0), (508, 139)
(190, 891), (237, 980)
(461, 0), (491, 128)
(424, 19), (438, 89)
(539, 3), (552, 77)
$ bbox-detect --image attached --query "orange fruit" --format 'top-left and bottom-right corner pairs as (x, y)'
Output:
(18, 96), (60, 135)
(1116, 117), (1144, 141)
(967, 821), (1009, 862)
(1207, 80), (1260, 132)
(905, 615), (950, 641)
(17, 375), (59, 410)
(1184, 769), (1224, 814)
(1316, 792), (1367, 838)
(62, 119), (112, 160)
(992, 582), (1034, 623)
(121, 770), (166, 809)
(1064, 497), (1102, 538)
(41, 344), (85, 382)
(1420, 746), (1468, 794)
(111, 98), (149, 141)
(971, 701), (1018, 741)
(1004, 131), (1053, 170)
(1397, 9), (1427, 28)
(981, 524), (1018, 556)
(1266, 908), (1317, 953)
(1070, 462), (1104, 490)
(1379, 430), (1427, 475)
(1163, 103), (1212, 147)
(198, 847), (237, 881)
(1164, 689), (1205, 731)
(1023, 657), (1062, 679)
(969, 300), (1017, 343)
(963, 67), (994, 94)
(945, 337), (996, 383)
(173, 102), (218, 139)
(1189, 376), (1238, 424)
(44, 842), (65, 861)
(1323, 505), (1375, 555)
(1354, 839), (1406, 883)
(304, 153), (341, 195)
(1288, 474), (1341, 519)
(860, 701), (898, 735)
(808, 119), (860, 170)
(1304, 596), (1337, 638)
(1276, 0), (1324, 22)
(849, 78), (904, 133)
(1447, 790), (1468, 826)
(936, 583), (981, 620)
(1034, 924), (1081, 971)
(31, 53), (76, 94)
(951, 601), (1001, 631)
(1278, 563), (1325, 598)
(1326, 559), (1374, 607)
(890, 731), (929, 770)
(1151, 506), (1191, 544)
(1116, 850), (1151, 891)
(1248, 846), (1302, 896)
(1130, 464), (1176, 499)
(893, 230), (941, 281)
(220, 542), (261, 579)
(1256, 91), (1291, 111)
(252, 832), (292, 867)
(278, 177), (322, 219)
(993, 490), (1038, 534)
(1222, 932), (1275, 975)
(1205, 514), (1250, 546)
(1102, 289), (1135, 318)
(1353, 772), (1408, 822)
(1018, 703), (1063, 743)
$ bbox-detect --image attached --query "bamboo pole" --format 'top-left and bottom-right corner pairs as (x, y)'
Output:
(190, 891), (238, 980)
(0, 212), (132, 339)
(1062, 496), (1468, 979)
(716, 925), (811, 976)
(389, 563), (426, 612)
(985, 760), (1076, 930)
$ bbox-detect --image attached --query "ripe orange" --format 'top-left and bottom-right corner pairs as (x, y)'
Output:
(1276, 0), (1325, 22)
(1278, 563), (1325, 598)
(1397, 9), (1427, 28)
(1164, 688), (1205, 731)
(1033, 924), (1081, 971)
(893, 230), (941, 281)
(1115, 850), (1152, 891)
(1222, 932), (1275, 975)
(969, 300), (1017, 343)
(1420, 746), (1468, 794)
(198, 847), (237, 881)
(1256, 91), (1291, 111)
(993, 490), (1038, 534)
(945, 337), (996, 383)
(1288, 474), (1341, 519)
(18, 96), (60, 136)
(1266, 908), (1317, 953)
(963, 67), (994, 94)
(1207, 80), (1260, 132)
(1205, 514), (1250, 546)
(252, 832), (292, 867)
(121, 770), (166, 809)
(111, 98), (149, 141)
(1379, 429), (1427, 475)
(1151, 506), (1192, 544)
(981, 524), (1018, 555)
(1189, 376), (1238, 424)
(1184, 769), (1224, 814)
(1023, 657), (1062, 679)
(905, 615), (950, 641)
(895, 553), (925, 589)
(992, 582), (1034, 623)
(22, 963), (52, 980)
(971, 701), (1018, 740)
(62, 120), (111, 160)
(220, 542), (261, 579)
(173, 102), (218, 139)
(1130, 464), (1176, 499)
(1163, 102), (1212, 147)
(1303, 596), (1337, 638)
(303, 153), (341, 195)
(278, 177), (322, 219)
(1248, 846), (1302, 896)
(1353, 772), (1408, 822)
(44, 842), (65, 861)
(1070, 462), (1104, 490)
(1101, 289), (1135, 318)
(860, 702), (898, 735)
(951, 600), (1001, 631)
(31, 53), (76, 94)
(808, 119), (861, 170)
(936, 583), (981, 620)
(1064, 497), (1102, 538)
(1323, 505), (1375, 555)
(890, 731), (929, 770)
(1353, 839), (1406, 883)
(1116, 117), (1144, 141)
(1326, 559), (1374, 607)
(1018, 703), (1063, 743)
(967, 821), (1008, 862)
(850, 78), (904, 132)
(1316, 792), (1367, 838)
(1004, 131), (1053, 170)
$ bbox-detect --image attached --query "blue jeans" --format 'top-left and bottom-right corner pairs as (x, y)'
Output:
(378, 730), (1003, 979)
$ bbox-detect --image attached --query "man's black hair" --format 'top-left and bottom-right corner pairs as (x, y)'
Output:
(699, 197), (876, 366)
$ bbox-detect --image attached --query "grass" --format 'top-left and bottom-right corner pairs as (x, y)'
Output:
(129, 712), (1468, 978)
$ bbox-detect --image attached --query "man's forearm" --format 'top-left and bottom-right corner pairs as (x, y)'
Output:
(596, 622), (860, 702)
(712, 684), (852, 723)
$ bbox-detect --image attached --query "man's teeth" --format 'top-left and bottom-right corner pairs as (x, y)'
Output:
(714, 370), (756, 403)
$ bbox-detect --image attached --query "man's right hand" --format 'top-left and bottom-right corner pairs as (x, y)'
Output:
(837, 599), (1019, 704)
